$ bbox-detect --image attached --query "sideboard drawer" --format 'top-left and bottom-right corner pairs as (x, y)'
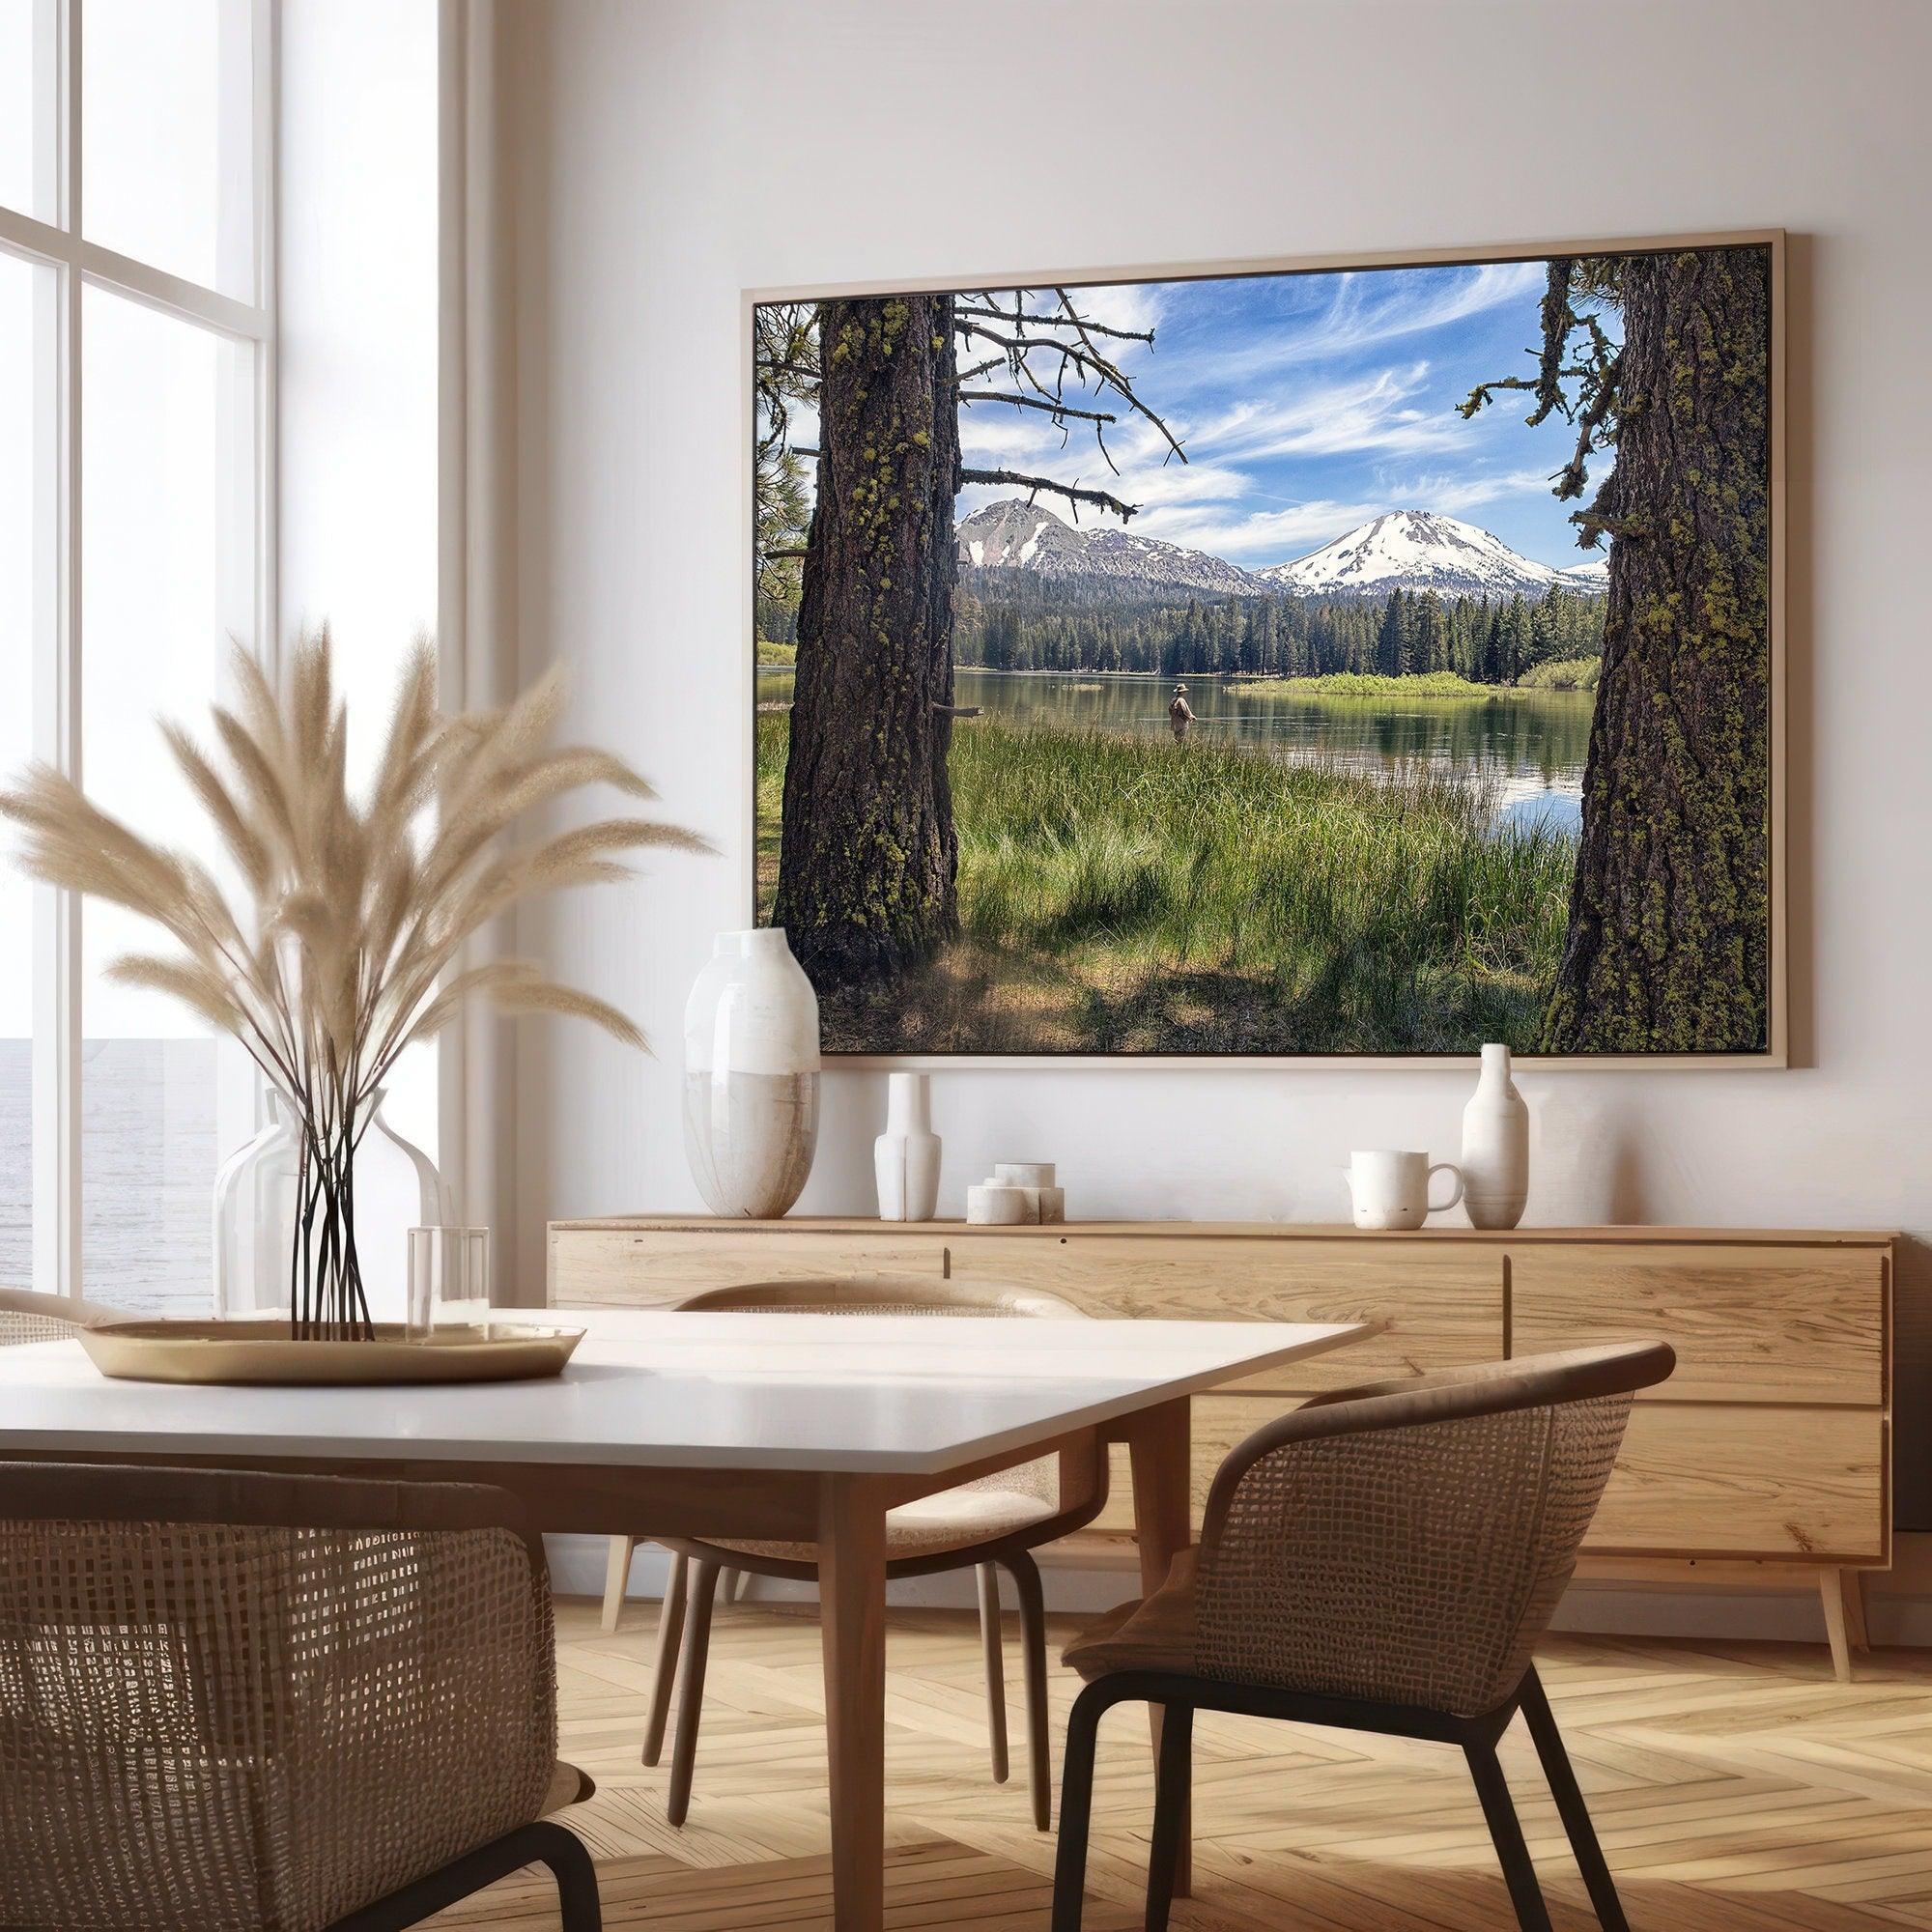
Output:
(1512, 1244), (1886, 1406)
(948, 1235), (1501, 1394)
(1584, 1405), (1885, 1562)
(547, 1227), (947, 1306)
(1082, 1394), (1888, 1568)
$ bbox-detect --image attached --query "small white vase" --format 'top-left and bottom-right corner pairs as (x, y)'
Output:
(1461, 1042), (1530, 1229)
(873, 1073), (940, 1223)
(683, 929), (820, 1218)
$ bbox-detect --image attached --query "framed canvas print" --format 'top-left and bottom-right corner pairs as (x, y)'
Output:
(747, 232), (1783, 1064)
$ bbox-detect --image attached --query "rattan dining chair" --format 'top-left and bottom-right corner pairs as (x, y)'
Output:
(0, 1461), (601, 1932)
(626, 1273), (1106, 1833)
(0, 1282), (127, 1343)
(1051, 1342), (1676, 1932)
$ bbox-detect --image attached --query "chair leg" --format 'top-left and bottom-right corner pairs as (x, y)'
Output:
(1465, 1739), (1554, 1931)
(542, 1822), (604, 1932)
(1518, 1668), (1629, 1931)
(665, 1557), (722, 1826)
(600, 1536), (636, 1634)
(718, 1564), (740, 1606)
(977, 1561), (1010, 1784)
(1146, 1699), (1194, 1932)
(324, 1819), (600, 1931)
(641, 1549), (689, 1767)
(1003, 1550), (1053, 1831)
(1050, 1680), (1114, 1932)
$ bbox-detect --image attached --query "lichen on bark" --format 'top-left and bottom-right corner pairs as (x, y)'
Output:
(1541, 247), (1772, 1052)
(772, 295), (961, 988)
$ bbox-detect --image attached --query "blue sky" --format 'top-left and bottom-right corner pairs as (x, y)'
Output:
(945, 260), (1620, 571)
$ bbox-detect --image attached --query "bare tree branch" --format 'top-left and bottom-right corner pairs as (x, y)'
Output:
(952, 319), (1187, 475)
(954, 296), (1154, 346)
(1055, 288), (1184, 465)
(959, 467), (1136, 521)
(959, 390), (1119, 426)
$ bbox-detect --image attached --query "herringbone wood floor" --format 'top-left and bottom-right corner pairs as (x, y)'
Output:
(431, 1593), (1932, 1929)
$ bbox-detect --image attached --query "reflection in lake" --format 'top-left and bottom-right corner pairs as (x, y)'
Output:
(757, 667), (1593, 837)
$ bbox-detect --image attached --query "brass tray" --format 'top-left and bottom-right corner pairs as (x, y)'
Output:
(77, 1320), (584, 1386)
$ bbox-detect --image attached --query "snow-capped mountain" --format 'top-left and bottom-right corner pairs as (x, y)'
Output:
(1556, 555), (1611, 591)
(957, 499), (1606, 602)
(1259, 510), (1607, 601)
(957, 499), (1260, 596)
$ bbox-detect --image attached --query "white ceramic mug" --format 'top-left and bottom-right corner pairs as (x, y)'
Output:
(1344, 1150), (1463, 1231)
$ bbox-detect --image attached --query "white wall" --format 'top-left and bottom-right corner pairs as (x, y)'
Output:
(499, 0), (1932, 1515)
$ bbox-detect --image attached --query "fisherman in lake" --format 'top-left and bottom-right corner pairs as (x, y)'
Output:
(1169, 681), (1194, 743)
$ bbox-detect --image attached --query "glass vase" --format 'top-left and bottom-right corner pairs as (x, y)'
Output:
(212, 1087), (444, 1329)
(354, 1095), (447, 1325)
(213, 1089), (302, 1320)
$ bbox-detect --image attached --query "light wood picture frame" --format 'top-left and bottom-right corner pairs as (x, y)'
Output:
(743, 231), (1786, 1068)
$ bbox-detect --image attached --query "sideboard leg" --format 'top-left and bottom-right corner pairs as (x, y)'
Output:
(1840, 1569), (1870, 1653)
(1819, 1572), (1854, 1683)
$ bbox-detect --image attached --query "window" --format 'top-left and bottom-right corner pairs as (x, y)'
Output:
(0, 0), (272, 1313)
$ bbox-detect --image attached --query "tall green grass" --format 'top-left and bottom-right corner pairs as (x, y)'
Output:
(1515, 655), (1602, 691)
(755, 713), (1574, 1052)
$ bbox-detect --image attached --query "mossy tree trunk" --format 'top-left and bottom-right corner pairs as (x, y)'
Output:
(774, 296), (961, 990)
(1542, 248), (1772, 1052)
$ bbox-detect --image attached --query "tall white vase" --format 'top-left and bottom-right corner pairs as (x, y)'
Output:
(683, 929), (820, 1218)
(1461, 1042), (1530, 1229)
(873, 1072), (940, 1222)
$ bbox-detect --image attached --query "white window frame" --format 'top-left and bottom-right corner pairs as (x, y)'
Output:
(0, 0), (278, 1302)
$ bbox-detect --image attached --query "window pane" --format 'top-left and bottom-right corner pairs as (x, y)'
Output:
(0, 252), (37, 1287)
(0, 0), (53, 221)
(81, 287), (256, 1315)
(83, 0), (255, 296)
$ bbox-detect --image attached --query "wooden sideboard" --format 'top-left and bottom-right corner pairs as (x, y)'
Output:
(549, 1216), (1895, 1678)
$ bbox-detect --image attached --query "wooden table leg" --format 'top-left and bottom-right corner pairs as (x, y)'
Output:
(819, 1474), (890, 1932)
(1126, 1395), (1192, 1900)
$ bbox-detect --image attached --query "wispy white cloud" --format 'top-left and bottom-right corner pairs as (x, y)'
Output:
(1192, 260), (1545, 389)
(1130, 497), (1389, 564)
(1409, 467), (1558, 513)
(1181, 363), (1464, 462)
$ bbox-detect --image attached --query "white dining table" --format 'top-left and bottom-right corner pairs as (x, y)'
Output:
(0, 1307), (1376, 1931)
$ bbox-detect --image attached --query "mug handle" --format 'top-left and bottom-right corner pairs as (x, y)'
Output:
(1427, 1162), (1464, 1212)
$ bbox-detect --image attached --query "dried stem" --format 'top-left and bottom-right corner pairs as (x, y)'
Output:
(0, 629), (708, 1337)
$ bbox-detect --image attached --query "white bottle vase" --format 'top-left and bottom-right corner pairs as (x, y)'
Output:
(683, 928), (820, 1218)
(874, 1072), (940, 1222)
(1461, 1042), (1530, 1229)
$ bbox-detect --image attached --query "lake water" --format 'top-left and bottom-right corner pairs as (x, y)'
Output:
(760, 668), (1594, 835)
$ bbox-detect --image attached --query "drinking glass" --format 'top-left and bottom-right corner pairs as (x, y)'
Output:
(408, 1226), (491, 1338)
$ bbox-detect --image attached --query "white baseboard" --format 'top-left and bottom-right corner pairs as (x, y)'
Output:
(548, 1531), (1932, 1648)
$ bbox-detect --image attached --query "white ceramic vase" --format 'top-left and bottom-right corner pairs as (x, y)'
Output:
(873, 1072), (940, 1222)
(683, 929), (820, 1218)
(1461, 1042), (1530, 1229)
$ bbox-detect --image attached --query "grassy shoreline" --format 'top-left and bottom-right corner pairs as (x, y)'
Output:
(1236, 670), (1498, 699)
(757, 713), (1575, 1054)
